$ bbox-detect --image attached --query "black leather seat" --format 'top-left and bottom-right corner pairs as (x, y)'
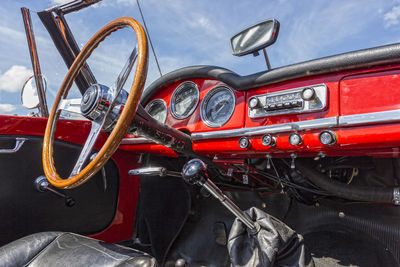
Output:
(0, 232), (158, 267)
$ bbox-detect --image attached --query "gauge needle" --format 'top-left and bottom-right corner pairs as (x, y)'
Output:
(215, 103), (225, 114)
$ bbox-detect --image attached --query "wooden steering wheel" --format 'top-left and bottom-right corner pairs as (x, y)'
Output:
(42, 17), (148, 189)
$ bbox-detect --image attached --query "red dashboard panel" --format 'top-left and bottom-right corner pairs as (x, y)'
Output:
(340, 69), (400, 115)
(126, 64), (400, 158)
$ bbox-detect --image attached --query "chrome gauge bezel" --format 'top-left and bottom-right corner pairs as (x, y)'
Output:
(144, 99), (168, 123)
(200, 85), (236, 128)
(170, 81), (200, 119)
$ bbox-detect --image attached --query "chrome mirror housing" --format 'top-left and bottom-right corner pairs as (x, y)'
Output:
(230, 19), (280, 57)
(21, 75), (47, 109)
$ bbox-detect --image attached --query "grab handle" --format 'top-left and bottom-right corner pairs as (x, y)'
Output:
(0, 138), (27, 153)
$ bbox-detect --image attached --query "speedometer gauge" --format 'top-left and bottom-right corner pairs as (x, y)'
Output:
(170, 81), (199, 119)
(201, 86), (236, 128)
(145, 99), (167, 123)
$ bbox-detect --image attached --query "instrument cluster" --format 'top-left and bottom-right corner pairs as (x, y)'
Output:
(144, 80), (238, 129)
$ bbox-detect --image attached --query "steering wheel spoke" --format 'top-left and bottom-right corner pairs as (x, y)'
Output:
(58, 98), (82, 115)
(109, 46), (138, 103)
(70, 120), (103, 177)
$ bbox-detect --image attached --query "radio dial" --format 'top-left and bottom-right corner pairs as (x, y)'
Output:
(301, 87), (316, 101)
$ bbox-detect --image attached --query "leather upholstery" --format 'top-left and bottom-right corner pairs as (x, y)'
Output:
(0, 232), (157, 267)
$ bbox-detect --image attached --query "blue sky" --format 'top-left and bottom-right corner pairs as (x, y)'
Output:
(1, 0), (400, 115)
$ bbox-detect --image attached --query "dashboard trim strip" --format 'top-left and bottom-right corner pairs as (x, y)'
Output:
(191, 117), (338, 140)
(121, 109), (400, 144)
(338, 109), (400, 126)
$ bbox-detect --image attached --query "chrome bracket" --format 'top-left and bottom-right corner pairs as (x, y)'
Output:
(393, 188), (400, 205)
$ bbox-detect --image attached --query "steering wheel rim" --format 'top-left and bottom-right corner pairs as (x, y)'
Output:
(43, 17), (148, 189)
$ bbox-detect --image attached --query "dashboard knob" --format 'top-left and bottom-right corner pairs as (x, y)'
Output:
(248, 97), (260, 109)
(261, 134), (276, 146)
(301, 87), (316, 101)
(319, 130), (337, 145)
(239, 137), (251, 149)
(289, 132), (302, 146)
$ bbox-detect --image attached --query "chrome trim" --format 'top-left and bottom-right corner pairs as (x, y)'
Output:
(0, 138), (27, 154)
(128, 167), (167, 177)
(200, 85), (236, 128)
(128, 166), (182, 177)
(120, 137), (153, 145)
(170, 81), (199, 119)
(338, 109), (400, 126)
(70, 121), (103, 177)
(192, 117), (337, 140)
(393, 187), (400, 205)
(145, 99), (168, 123)
(59, 98), (82, 115)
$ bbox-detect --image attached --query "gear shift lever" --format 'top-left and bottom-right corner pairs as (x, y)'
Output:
(182, 159), (257, 231)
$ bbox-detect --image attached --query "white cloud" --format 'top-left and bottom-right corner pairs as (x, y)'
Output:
(116, 0), (135, 6)
(0, 104), (16, 113)
(50, 0), (73, 5)
(0, 25), (25, 42)
(0, 65), (32, 93)
(384, 5), (400, 27)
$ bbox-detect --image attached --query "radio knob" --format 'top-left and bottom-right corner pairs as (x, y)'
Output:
(248, 97), (260, 109)
(301, 87), (316, 101)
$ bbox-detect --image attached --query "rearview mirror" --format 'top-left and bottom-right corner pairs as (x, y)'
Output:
(21, 75), (47, 109)
(231, 19), (280, 56)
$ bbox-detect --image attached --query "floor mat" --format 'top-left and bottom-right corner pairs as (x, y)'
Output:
(304, 230), (398, 267)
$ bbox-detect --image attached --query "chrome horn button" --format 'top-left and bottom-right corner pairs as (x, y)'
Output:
(81, 85), (100, 116)
(80, 83), (128, 131)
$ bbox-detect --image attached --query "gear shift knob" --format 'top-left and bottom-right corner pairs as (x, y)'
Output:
(182, 159), (207, 185)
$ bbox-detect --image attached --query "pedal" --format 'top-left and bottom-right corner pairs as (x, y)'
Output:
(213, 222), (227, 246)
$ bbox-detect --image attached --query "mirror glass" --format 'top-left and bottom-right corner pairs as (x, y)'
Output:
(231, 19), (279, 56)
(21, 75), (47, 109)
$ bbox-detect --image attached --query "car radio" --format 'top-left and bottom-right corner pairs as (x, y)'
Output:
(248, 84), (328, 118)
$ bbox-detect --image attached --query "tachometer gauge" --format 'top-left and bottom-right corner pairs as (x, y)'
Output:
(170, 81), (199, 119)
(145, 99), (167, 123)
(201, 86), (236, 128)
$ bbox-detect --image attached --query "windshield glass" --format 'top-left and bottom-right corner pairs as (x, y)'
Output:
(1, 0), (399, 116)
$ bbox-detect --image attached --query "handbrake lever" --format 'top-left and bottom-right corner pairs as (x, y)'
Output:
(128, 167), (182, 178)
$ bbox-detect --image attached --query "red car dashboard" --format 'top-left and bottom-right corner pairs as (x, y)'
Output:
(121, 45), (400, 159)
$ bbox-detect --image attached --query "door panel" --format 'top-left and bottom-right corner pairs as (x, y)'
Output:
(0, 135), (119, 246)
